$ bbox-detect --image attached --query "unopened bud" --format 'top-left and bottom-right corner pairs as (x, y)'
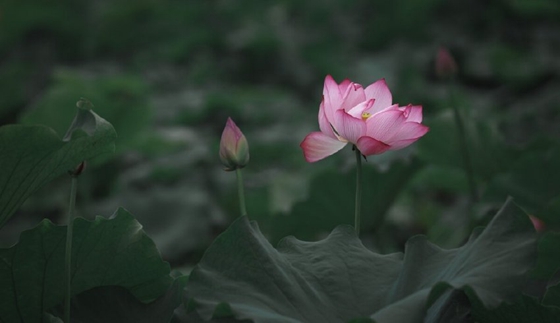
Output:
(529, 215), (545, 233)
(219, 118), (249, 171)
(68, 161), (86, 177)
(436, 47), (458, 80)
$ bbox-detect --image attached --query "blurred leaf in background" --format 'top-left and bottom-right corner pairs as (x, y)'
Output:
(20, 69), (151, 157)
(263, 158), (423, 246)
(1, 0), (560, 274)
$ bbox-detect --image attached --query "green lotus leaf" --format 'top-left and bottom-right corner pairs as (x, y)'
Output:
(0, 208), (173, 322)
(0, 105), (116, 228)
(186, 198), (536, 322)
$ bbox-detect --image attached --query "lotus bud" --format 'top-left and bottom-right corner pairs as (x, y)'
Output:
(68, 161), (86, 177)
(529, 215), (545, 233)
(435, 47), (458, 80)
(219, 118), (249, 171)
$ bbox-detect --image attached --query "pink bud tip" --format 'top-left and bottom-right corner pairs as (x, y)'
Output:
(529, 215), (546, 233)
(219, 118), (250, 171)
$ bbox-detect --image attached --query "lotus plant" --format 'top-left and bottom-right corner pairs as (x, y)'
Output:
(220, 117), (249, 217)
(64, 161), (86, 323)
(300, 75), (429, 235)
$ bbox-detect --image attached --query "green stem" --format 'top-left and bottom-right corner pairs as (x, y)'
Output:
(450, 99), (477, 204)
(236, 168), (247, 217)
(354, 146), (362, 236)
(64, 176), (78, 323)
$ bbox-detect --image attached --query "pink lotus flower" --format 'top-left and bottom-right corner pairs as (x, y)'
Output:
(300, 75), (429, 162)
(220, 118), (249, 171)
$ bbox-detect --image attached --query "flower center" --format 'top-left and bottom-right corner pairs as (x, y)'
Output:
(361, 112), (371, 120)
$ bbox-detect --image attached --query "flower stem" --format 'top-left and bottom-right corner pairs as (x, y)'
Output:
(354, 146), (362, 236)
(64, 175), (78, 323)
(236, 168), (247, 217)
(450, 94), (477, 204)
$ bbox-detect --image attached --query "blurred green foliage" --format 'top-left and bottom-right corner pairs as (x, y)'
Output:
(20, 70), (151, 155)
(1, 0), (560, 272)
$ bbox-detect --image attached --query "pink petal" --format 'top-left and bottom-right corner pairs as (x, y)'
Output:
(365, 109), (406, 142)
(220, 117), (245, 155)
(300, 131), (347, 163)
(220, 118), (250, 170)
(388, 122), (429, 142)
(340, 83), (366, 112)
(323, 75), (342, 108)
(373, 103), (400, 113)
(364, 79), (393, 114)
(335, 110), (367, 144)
(323, 75), (343, 122)
(338, 78), (352, 93)
(318, 98), (336, 139)
(347, 99), (374, 119)
(400, 104), (423, 123)
(387, 138), (421, 151)
(356, 136), (391, 156)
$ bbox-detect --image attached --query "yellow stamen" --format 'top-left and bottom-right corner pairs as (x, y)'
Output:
(361, 112), (371, 120)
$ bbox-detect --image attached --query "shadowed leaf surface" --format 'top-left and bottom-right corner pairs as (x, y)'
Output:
(472, 293), (560, 323)
(530, 232), (560, 280)
(0, 209), (173, 323)
(48, 278), (185, 323)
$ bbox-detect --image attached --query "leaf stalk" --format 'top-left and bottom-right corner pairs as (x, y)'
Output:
(64, 175), (78, 323)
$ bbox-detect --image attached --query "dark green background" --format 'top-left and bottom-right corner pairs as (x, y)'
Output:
(1, 0), (559, 272)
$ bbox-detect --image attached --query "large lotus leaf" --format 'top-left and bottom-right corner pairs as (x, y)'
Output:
(48, 278), (186, 323)
(186, 199), (536, 323)
(0, 105), (116, 228)
(0, 208), (173, 323)
(543, 282), (560, 308)
(265, 158), (422, 243)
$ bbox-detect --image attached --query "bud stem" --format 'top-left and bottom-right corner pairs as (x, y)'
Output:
(354, 146), (362, 236)
(64, 175), (78, 323)
(236, 168), (248, 217)
(449, 87), (478, 204)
